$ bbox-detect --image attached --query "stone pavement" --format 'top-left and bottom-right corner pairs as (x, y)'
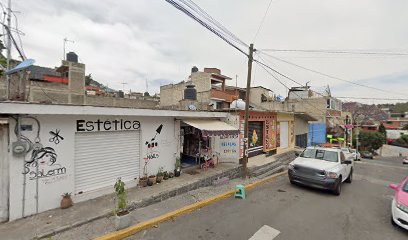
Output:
(0, 151), (294, 240)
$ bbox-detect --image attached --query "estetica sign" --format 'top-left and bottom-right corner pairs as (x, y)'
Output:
(76, 119), (141, 132)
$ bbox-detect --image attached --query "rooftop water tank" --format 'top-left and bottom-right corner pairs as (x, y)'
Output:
(184, 83), (197, 100)
(230, 99), (245, 110)
(191, 66), (199, 73)
(66, 52), (78, 63)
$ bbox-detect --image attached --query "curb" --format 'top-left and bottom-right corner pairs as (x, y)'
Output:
(95, 171), (288, 240)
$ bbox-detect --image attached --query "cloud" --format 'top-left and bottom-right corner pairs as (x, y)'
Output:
(10, 0), (408, 99)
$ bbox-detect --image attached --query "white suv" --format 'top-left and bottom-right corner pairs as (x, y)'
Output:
(288, 147), (354, 195)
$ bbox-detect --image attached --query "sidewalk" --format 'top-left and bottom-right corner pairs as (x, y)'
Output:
(0, 151), (294, 240)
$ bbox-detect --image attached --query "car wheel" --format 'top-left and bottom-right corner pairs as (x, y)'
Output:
(345, 168), (353, 183)
(333, 177), (342, 196)
(391, 215), (397, 226)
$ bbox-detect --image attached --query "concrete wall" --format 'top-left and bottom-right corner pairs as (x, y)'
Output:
(287, 98), (327, 123)
(190, 72), (211, 92)
(294, 116), (309, 135)
(0, 124), (9, 222)
(160, 82), (186, 107)
(7, 115), (179, 221)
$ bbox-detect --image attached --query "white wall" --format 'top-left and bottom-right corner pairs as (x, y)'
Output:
(212, 135), (239, 164)
(0, 124), (9, 222)
(7, 115), (178, 221)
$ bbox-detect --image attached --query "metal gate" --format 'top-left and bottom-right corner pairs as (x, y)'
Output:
(74, 130), (140, 194)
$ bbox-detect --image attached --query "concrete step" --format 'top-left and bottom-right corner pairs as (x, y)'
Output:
(256, 165), (285, 179)
(250, 161), (283, 178)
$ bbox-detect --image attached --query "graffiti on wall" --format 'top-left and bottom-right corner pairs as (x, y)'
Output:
(220, 135), (238, 156)
(49, 129), (64, 145)
(23, 146), (66, 182)
(142, 124), (164, 175)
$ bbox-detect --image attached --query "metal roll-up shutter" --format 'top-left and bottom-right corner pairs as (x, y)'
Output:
(74, 130), (140, 194)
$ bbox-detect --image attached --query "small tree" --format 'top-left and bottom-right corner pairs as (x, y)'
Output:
(114, 178), (127, 214)
(378, 123), (386, 135)
(359, 132), (386, 151)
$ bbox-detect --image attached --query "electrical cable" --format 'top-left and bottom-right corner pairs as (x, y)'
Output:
(257, 51), (408, 97)
(165, 0), (248, 56)
(258, 49), (408, 56)
(252, 0), (273, 43)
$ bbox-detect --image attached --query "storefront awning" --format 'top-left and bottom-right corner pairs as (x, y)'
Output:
(182, 119), (239, 137)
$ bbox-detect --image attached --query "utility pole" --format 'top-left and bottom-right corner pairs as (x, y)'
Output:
(242, 43), (254, 179)
(5, 0), (11, 100)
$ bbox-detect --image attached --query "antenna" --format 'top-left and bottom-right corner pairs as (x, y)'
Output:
(120, 82), (127, 92)
(63, 37), (74, 60)
(145, 77), (149, 93)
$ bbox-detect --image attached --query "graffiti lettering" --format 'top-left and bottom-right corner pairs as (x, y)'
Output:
(76, 119), (141, 132)
(28, 166), (67, 180)
(221, 142), (237, 147)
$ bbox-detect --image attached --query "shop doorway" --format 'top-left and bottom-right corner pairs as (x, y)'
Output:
(74, 130), (140, 194)
(280, 121), (289, 149)
(248, 121), (264, 157)
(180, 120), (239, 169)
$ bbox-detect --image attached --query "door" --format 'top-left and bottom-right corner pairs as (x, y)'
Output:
(0, 124), (9, 222)
(248, 121), (264, 157)
(280, 121), (289, 149)
(74, 130), (140, 194)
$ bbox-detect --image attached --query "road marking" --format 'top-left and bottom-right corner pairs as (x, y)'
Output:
(356, 161), (407, 170)
(249, 225), (280, 240)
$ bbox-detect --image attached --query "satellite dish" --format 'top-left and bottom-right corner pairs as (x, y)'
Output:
(188, 105), (197, 111)
(6, 59), (35, 75)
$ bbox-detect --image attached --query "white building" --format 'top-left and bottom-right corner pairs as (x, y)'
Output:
(0, 102), (238, 222)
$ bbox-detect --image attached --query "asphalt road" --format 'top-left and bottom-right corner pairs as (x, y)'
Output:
(130, 157), (408, 240)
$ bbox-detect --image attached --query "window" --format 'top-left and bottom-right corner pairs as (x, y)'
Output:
(300, 149), (339, 162)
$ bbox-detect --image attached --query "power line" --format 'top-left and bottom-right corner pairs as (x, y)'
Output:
(165, 0), (248, 56)
(335, 96), (408, 101)
(252, 0), (273, 43)
(258, 49), (408, 56)
(257, 51), (408, 97)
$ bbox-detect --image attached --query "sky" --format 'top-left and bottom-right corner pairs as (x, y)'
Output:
(8, 0), (408, 103)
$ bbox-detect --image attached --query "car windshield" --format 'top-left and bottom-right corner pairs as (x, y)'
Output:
(350, 149), (356, 153)
(403, 180), (408, 193)
(341, 148), (349, 153)
(300, 149), (339, 162)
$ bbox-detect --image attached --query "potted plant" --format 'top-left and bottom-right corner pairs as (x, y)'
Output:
(114, 178), (130, 230)
(60, 192), (73, 209)
(163, 171), (169, 180)
(156, 167), (164, 183)
(169, 172), (174, 178)
(174, 157), (181, 177)
(147, 174), (156, 186)
(139, 175), (148, 187)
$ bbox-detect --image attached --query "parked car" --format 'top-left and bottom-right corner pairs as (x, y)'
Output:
(350, 149), (361, 161)
(288, 147), (353, 196)
(403, 157), (408, 165)
(389, 176), (408, 230)
(360, 151), (373, 159)
(341, 147), (354, 160)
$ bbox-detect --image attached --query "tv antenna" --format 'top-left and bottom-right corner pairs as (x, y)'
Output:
(121, 82), (128, 92)
(63, 37), (74, 60)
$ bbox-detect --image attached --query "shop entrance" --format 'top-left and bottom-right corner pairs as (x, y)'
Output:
(180, 120), (239, 169)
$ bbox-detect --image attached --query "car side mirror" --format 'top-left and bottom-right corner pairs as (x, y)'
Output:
(342, 160), (352, 165)
(389, 183), (398, 190)
(295, 152), (299, 157)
